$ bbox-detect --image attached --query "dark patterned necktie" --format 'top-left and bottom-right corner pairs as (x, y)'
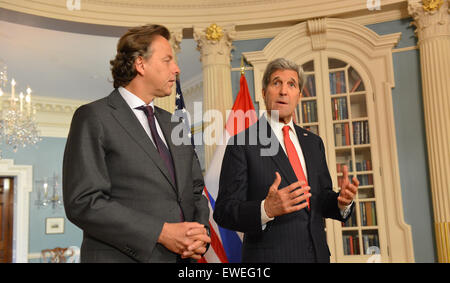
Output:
(136, 105), (185, 221)
(136, 105), (176, 185)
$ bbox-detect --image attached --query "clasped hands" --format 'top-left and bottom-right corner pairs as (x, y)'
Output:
(158, 222), (211, 260)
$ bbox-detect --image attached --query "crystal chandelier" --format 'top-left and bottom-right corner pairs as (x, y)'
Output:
(0, 62), (41, 154)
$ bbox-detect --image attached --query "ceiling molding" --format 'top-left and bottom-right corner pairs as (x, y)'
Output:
(0, 0), (408, 31)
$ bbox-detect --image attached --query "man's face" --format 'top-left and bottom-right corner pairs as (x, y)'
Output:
(142, 35), (180, 98)
(263, 69), (301, 124)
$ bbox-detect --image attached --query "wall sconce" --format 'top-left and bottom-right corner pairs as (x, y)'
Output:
(35, 173), (62, 209)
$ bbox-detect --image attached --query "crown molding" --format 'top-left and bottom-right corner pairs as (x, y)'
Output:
(0, 0), (408, 30)
(233, 1), (410, 40)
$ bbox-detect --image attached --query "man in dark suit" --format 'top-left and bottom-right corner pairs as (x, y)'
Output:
(63, 24), (210, 263)
(214, 58), (358, 263)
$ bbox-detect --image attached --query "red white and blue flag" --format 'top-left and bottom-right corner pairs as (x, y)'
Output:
(199, 73), (258, 263)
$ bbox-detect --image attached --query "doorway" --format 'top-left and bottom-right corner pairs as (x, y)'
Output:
(0, 177), (14, 263)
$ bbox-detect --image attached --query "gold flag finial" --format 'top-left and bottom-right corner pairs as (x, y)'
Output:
(240, 56), (245, 75)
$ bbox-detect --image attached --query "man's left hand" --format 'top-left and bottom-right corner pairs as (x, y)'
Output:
(181, 226), (210, 259)
(338, 165), (359, 209)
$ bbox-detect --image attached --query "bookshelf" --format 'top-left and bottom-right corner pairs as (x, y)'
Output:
(294, 57), (382, 259)
(244, 18), (414, 262)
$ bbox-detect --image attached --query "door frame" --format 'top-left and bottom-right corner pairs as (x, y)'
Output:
(0, 159), (32, 263)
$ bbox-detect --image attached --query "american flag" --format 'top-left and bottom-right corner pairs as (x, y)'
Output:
(174, 79), (194, 145)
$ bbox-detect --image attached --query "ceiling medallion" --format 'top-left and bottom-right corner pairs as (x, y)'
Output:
(205, 24), (223, 41)
(422, 0), (443, 12)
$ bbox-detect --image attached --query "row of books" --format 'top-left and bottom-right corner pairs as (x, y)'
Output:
(360, 202), (377, 226)
(332, 97), (348, 120)
(334, 123), (350, 146)
(334, 122), (370, 147)
(302, 72), (363, 97)
(353, 121), (370, 145)
(341, 201), (377, 228)
(302, 75), (317, 97)
(356, 160), (374, 186)
(338, 160), (372, 172)
(330, 71), (347, 95)
(343, 234), (380, 256)
(343, 235), (360, 255)
(301, 101), (318, 123)
(362, 234), (380, 255)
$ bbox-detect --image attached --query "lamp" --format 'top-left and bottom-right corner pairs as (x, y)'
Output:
(0, 60), (41, 155)
(35, 173), (63, 209)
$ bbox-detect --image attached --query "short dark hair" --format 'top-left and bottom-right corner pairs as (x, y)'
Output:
(110, 24), (170, 88)
(262, 58), (306, 92)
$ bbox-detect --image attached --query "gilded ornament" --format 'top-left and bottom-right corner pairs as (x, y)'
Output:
(422, 0), (443, 12)
(205, 24), (223, 41)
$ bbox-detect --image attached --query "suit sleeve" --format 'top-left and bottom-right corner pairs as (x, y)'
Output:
(213, 143), (262, 233)
(63, 105), (164, 262)
(316, 137), (354, 222)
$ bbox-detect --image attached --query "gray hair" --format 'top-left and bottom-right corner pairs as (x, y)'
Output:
(262, 58), (306, 92)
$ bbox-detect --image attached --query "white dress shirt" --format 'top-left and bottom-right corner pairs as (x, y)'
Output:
(118, 86), (168, 148)
(260, 112), (352, 227)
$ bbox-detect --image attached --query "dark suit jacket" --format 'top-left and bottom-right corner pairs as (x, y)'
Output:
(63, 89), (209, 263)
(213, 117), (353, 263)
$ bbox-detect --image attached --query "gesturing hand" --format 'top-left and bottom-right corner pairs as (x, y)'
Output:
(338, 165), (359, 209)
(264, 172), (311, 218)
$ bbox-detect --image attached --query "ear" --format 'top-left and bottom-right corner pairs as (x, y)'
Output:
(134, 56), (145, 76)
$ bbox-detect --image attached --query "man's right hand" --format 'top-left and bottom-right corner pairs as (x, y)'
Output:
(157, 222), (210, 260)
(264, 172), (311, 218)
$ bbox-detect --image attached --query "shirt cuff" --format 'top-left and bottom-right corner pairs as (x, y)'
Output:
(261, 200), (274, 229)
(340, 200), (354, 218)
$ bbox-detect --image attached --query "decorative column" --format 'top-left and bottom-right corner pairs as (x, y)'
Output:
(194, 24), (235, 168)
(153, 28), (183, 113)
(408, 0), (450, 263)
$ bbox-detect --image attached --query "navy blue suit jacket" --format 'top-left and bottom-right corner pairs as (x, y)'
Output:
(213, 117), (353, 263)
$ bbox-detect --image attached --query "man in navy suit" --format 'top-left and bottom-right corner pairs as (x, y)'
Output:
(214, 58), (359, 262)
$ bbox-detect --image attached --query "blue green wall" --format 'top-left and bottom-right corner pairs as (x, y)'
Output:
(368, 19), (435, 263)
(0, 137), (82, 262)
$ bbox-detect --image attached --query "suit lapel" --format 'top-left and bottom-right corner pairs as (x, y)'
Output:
(107, 90), (177, 192)
(258, 117), (298, 186)
(294, 126), (316, 212)
(294, 126), (315, 185)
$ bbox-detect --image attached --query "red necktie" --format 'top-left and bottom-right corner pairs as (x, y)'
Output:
(282, 125), (310, 210)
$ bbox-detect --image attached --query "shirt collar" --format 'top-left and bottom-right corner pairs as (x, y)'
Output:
(264, 111), (296, 134)
(118, 86), (154, 110)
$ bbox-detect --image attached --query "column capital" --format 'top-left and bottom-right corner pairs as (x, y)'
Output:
(193, 24), (236, 66)
(169, 27), (183, 54)
(408, 0), (450, 42)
